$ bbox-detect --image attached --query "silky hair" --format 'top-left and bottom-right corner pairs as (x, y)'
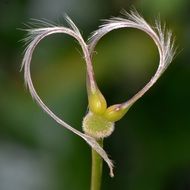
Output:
(21, 10), (175, 177)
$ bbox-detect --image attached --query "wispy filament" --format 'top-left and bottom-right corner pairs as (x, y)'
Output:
(21, 10), (175, 177)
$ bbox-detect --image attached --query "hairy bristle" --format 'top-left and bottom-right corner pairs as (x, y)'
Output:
(88, 10), (176, 107)
(21, 10), (176, 178)
(21, 17), (114, 177)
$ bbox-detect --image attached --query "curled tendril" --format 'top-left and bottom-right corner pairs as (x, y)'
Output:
(21, 10), (175, 178)
(88, 10), (176, 109)
(21, 16), (114, 177)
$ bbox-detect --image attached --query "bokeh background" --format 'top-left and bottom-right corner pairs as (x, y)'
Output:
(0, 0), (190, 190)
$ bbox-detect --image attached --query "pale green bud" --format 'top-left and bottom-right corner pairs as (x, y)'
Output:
(104, 104), (129, 122)
(88, 90), (107, 115)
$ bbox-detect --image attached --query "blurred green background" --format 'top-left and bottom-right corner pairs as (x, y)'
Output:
(0, 0), (190, 189)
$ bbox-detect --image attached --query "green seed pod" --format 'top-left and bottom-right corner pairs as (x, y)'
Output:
(88, 90), (107, 115)
(82, 112), (114, 139)
(104, 104), (129, 122)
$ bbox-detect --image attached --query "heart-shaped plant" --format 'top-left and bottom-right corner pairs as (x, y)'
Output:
(21, 10), (175, 190)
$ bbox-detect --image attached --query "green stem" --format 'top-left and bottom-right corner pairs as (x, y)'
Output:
(90, 139), (103, 190)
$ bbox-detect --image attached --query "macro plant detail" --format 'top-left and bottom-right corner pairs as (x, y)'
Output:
(21, 10), (175, 190)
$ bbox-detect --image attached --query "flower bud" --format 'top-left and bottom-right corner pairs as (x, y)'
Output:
(88, 89), (107, 115)
(104, 104), (129, 122)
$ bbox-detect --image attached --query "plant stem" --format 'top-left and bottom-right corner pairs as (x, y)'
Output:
(90, 139), (103, 190)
